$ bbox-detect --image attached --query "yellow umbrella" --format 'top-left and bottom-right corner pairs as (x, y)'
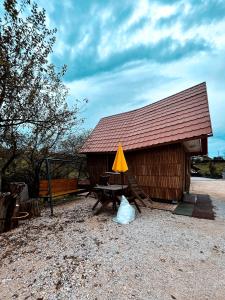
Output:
(112, 143), (128, 172)
(112, 143), (128, 189)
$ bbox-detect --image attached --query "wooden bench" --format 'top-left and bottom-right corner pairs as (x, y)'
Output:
(39, 178), (83, 198)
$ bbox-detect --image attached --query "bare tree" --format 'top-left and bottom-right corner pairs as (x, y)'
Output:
(0, 0), (86, 190)
(59, 131), (92, 156)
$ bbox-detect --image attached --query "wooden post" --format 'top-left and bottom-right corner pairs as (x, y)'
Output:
(0, 171), (2, 193)
(46, 158), (53, 216)
(0, 193), (7, 233)
(19, 199), (40, 217)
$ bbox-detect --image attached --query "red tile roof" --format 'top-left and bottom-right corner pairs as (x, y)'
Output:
(80, 82), (212, 153)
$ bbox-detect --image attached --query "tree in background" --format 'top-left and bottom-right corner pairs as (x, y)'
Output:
(21, 130), (91, 196)
(59, 131), (91, 156)
(0, 0), (87, 191)
(213, 156), (224, 161)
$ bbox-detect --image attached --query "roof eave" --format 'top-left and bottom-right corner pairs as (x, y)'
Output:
(81, 133), (212, 154)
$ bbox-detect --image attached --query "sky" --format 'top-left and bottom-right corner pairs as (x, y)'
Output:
(35, 1), (225, 156)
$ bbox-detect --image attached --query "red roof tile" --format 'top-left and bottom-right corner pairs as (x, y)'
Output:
(81, 82), (213, 153)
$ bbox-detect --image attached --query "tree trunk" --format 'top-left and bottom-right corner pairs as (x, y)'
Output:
(0, 171), (2, 192)
(0, 193), (17, 233)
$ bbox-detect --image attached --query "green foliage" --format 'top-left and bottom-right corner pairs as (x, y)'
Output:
(194, 162), (225, 178)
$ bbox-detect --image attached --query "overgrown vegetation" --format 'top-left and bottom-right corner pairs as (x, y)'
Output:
(194, 162), (225, 178)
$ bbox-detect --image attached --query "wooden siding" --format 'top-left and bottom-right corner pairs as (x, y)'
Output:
(87, 155), (108, 185)
(87, 143), (190, 201)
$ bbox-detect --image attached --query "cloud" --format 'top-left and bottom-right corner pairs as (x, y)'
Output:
(183, 0), (225, 28)
(35, 0), (225, 157)
(66, 61), (176, 131)
(44, 0), (218, 82)
(34, 0), (221, 81)
(157, 1), (225, 29)
(59, 36), (209, 80)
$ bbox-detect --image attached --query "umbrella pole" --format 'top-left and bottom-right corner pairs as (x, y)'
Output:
(121, 173), (124, 192)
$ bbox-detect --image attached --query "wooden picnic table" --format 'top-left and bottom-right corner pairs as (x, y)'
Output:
(92, 184), (128, 214)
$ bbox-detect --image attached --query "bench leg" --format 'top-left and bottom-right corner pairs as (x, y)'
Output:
(133, 199), (141, 213)
(94, 200), (111, 215)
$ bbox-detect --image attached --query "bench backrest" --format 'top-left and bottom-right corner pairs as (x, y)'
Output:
(39, 178), (78, 197)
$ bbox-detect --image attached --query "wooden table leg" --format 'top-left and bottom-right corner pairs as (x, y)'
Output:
(92, 199), (101, 210)
(112, 191), (117, 211)
(92, 190), (104, 210)
(94, 199), (111, 215)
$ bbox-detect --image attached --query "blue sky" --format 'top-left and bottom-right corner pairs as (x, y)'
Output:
(37, 0), (225, 157)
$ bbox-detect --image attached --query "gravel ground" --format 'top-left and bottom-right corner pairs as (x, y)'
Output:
(1, 193), (225, 300)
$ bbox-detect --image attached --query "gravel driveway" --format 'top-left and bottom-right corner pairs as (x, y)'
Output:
(1, 192), (225, 300)
(191, 177), (225, 220)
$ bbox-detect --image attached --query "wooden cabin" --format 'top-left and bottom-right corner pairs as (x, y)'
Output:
(80, 82), (212, 202)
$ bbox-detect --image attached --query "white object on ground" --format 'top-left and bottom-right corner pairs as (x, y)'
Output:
(113, 195), (136, 224)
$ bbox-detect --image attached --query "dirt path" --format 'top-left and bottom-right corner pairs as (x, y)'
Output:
(190, 177), (225, 201)
(190, 177), (225, 220)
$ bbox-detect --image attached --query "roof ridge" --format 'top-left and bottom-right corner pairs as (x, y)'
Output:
(101, 82), (206, 121)
(99, 91), (208, 126)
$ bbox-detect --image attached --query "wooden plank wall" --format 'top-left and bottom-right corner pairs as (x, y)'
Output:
(87, 143), (189, 201)
(87, 155), (108, 185)
(126, 144), (185, 201)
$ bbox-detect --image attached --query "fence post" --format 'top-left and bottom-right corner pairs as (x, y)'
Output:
(46, 159), (53, 216)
